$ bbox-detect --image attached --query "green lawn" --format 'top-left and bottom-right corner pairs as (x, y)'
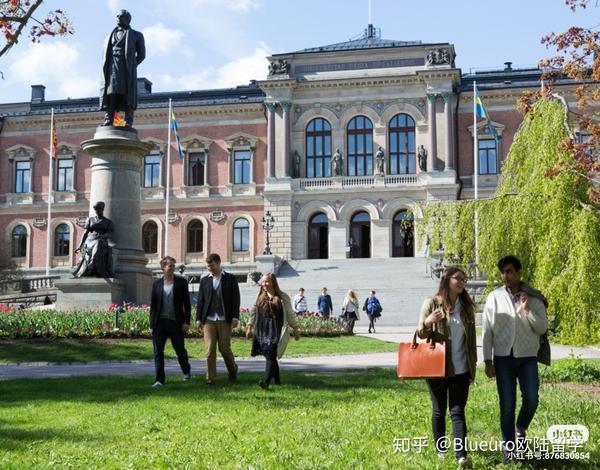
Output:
(0, 368), (597, 469)
(0, 336), (399, 364)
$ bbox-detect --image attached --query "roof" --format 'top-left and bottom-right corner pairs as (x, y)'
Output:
(287, 36), (425, 55)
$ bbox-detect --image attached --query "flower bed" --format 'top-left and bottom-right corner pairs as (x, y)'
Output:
(0, 304), (348, 339)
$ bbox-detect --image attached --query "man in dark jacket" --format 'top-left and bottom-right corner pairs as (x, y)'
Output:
(195, 253), (240, 385)
(317, 287), (333, 319)
(149, 256), (191, 387)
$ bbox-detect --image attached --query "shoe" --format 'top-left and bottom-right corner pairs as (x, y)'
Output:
(205, 380), (214, 386)
(368, 328), (372, 333)
(151, 381), (163, 388)
(258, 380), (269, 389)
(183, 373), (191, 381)
(229, 364), (239, 383)
(457, 456), (470, 468)
(503, 448), (513, 464)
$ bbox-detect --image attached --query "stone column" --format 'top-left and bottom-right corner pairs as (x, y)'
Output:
(281, 101), (292, 177)
(442, 92), (454, 170)
(427, 93), (437, 171)
(265, 102), (277, 179)
(80, 127), (154, 303)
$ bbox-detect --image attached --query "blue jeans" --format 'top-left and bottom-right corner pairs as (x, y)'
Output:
(493, 354), (539, 447)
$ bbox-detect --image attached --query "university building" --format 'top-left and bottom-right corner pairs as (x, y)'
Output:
(0, 27), (571, 275)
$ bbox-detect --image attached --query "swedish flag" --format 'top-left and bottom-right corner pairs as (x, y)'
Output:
(475, 87), (499, 142)
(170, 109), (184, 160)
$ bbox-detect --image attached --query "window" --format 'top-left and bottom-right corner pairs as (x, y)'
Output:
(11, 225), (27, 257)
(187, 220), (204, 253)
(143, 155), (161, 187)
(306, 118), (332, 178)
(15, 161), (31, 193)
(233, 150), (251, 184)
(478, 139), (497, 174)
(347, 116), (373, 176)
(232, 218), (250, 252)
(56, 159), (74, 191)
(389, 114), (416, 174)
(54, 223), (70, 256)
(142, 221), (158, 254)
(188, 152), (205, 186)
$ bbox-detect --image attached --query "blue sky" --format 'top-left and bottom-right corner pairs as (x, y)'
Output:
(0, 0), (595, 103)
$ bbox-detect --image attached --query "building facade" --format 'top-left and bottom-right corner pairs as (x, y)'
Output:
(0, 28), (574, 275)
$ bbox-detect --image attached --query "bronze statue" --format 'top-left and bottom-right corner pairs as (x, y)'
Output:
(72, 201), (114, 278)
(100, 10), (146, 127)
(332, 148), (343, 176)
(418, 145), (428, 172)
(292, 150), (301, 178)
(375, 147), (385, 175)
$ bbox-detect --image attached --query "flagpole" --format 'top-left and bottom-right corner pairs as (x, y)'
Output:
(165, 98), (173, 256)
(473, 82), (480, 270)
(45, 109), (55, 276)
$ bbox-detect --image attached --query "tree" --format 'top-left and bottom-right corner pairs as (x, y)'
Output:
(0, 0), (72, 59)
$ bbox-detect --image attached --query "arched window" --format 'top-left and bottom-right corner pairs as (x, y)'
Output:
(187, 220), (204, 253)
(233, 218), (250, 252)
(306, 118), (332, 178)
(11, 225), (27, 257)
(347, 116), (373, 176)
(142, 221), (158, 254)
(54, 224), (70, 256)
(389, 114), (416, 174)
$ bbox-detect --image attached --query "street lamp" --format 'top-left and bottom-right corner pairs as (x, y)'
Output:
(262, 211), (275, 255)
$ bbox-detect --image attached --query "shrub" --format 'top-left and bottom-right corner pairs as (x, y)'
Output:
(540, 355), (600, 383)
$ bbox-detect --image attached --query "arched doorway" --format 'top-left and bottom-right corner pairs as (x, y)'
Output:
(307, 212), (328, 259)
(392, 210), (414, 257)
(350, 211), (371, 258)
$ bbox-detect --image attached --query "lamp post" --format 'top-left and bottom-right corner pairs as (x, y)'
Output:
(262, 211), (275, 255)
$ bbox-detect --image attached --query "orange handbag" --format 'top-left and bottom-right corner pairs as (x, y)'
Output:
(397, 331), (446, 379)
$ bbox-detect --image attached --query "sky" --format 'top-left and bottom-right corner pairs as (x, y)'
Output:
(0, 0), (596, 103)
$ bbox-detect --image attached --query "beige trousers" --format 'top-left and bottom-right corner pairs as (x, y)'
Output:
(203, 320), (237, 382)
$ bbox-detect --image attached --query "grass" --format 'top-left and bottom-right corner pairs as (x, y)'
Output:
(0, 335), (399, 364)
(0, 368), (597, 469)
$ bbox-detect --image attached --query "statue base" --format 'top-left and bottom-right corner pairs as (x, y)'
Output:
(55, 278), (126, 311)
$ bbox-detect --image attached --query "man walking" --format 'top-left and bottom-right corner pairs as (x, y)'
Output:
(196, 253), (240, 385)
(293, 287), (308, 315)
(482, 255), (548, 463)
(149, 256), (191, 387)
(317, 287), (333, 319)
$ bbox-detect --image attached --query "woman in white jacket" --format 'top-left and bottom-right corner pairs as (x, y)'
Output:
(341, 290), (360, 334)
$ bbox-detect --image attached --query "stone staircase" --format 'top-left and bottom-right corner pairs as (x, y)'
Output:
(238, 258), (439, 326)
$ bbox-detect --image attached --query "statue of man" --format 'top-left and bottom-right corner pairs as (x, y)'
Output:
(100, 10), (146, 127)
(418, 145), (428, 172)
(293, 150), (301, 178)
(375, 147), (385, 175)
(332, 148), (343, 176)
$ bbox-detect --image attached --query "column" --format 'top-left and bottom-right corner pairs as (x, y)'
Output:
(427, 93), (437, 171)
(265, 102), (277, 178)
(442, 92), (454, 170)
(281, 101), (292, 177)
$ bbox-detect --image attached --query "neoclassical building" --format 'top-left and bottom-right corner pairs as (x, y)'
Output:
(0, 27), (580, 275)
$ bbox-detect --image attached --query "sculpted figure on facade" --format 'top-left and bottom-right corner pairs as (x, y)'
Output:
(72, 201), (114, 278)
(375, 147), (385, 176)
(332, 148), (344, 176)
(426, 48), (451, 66)
(292, 150), (301, 178)
(418, 145), (428, 172)
(100, 10), (146, 127)
(268, 59), (290, 76)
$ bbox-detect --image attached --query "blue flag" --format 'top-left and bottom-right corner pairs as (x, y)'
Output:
(475, 87), (499, 142)
(170, 109), (184, 160)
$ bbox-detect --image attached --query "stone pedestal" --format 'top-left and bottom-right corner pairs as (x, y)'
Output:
(255, 255), (283, 275)
(80, 127), (154, 304)
(55, 278), (126, 311)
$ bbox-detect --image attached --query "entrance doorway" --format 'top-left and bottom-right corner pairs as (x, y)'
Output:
(350, 211), (371, 258)
(392, 210), (414, 257)
(308, 212), (328, 259)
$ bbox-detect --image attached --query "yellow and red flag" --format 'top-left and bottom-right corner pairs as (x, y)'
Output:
(51, 113), (58, 159)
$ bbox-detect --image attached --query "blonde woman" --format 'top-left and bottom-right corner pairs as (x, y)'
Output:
(341, 290), (360, 334)
(246, 273), (300, 389)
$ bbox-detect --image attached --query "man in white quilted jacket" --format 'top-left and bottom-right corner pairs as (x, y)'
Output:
(482, 255), (548, 464)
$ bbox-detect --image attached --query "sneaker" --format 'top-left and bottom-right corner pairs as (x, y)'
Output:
(457, 456), (470, 468)
(228, 364), (239, 383)
(258, 379), (269, 390)
(183, 373), (191, 381)
(151, 381), (163, 388)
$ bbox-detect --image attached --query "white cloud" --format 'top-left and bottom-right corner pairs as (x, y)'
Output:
(9, 42), (97, 99)
(106, 0), (121, 13)
(187, 0), (260, 12)
(142, 23), (186, 56)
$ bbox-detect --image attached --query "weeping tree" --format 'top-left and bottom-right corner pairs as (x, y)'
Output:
(421, 98), (600, 345)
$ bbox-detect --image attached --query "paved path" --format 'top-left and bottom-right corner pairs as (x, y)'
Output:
(0, 327), (598, 381)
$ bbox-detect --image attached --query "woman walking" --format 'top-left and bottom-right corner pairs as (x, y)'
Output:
(246, 273), (300, 389)
(341, 290), (360, 334)
(417, 267), (477, 468)
(363, 290), (382, 333)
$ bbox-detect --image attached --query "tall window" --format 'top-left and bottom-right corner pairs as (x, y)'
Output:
(15, 161), (31, 193)
(232, 218), (250, 252)
(188, 152), (205, 186)
(389, 114), (416, 174)
(56, 159), (74, 191)
(142, 221), (158, 254)
(187, 220), (204, 253)
(11, 225), (27, 257)
(143, 155), (161, 187)
(478, 139), (497, 174)
(54, 223), (70, 256)
(306, 118), (332, 178)
(233, 150), (251, 184)
(347, 116), (373, 176)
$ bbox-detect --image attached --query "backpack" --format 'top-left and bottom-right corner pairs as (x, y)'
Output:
(367, 297), (382, 316)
